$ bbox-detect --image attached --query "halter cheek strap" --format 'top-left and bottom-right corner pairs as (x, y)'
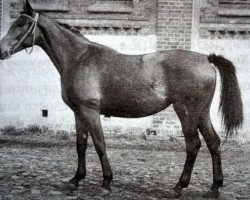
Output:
(11, 12), (39, 54)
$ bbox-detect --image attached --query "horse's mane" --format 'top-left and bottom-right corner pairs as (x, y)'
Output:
(57, 21), (117, 53)
(58, 22), (82, 37)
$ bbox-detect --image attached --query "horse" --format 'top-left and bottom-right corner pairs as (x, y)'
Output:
(0, 0), (243, 198)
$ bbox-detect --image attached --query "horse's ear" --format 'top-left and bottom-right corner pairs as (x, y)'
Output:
(23, 0), (33, 15)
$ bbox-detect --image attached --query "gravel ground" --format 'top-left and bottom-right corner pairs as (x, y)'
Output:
(0, 135), (249, 200)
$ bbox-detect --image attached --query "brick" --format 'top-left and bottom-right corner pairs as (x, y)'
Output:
(156, 0), (193, 51)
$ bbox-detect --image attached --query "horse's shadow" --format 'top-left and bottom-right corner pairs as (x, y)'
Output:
(112, 181), (206, 199)
(60, 180), (212, 199)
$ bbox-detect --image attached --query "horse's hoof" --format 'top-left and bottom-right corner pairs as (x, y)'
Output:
(167, 188), (182, 198)
(93, 187), (111, 198)
(67, 178), (79, 189)
(202, 189), (220, 199)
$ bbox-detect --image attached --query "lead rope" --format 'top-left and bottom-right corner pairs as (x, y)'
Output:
(11, 13), (39, 54)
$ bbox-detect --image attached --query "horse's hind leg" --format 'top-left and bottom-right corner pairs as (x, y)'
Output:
(172, 102), (202, 197)
(198, 109), (223, 198)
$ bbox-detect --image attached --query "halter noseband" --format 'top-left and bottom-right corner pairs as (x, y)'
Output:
(11, 12), (39, 54)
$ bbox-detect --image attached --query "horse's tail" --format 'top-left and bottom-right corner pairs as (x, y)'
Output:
(207, 54), (243, 137)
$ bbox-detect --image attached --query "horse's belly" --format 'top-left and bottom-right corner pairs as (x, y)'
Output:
(100, 91), (171, 118)
(100, 62), (170, 117)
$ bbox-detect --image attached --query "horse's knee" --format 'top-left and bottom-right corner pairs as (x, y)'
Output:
(186, 136), (201, 155)
(195, 137), (202, 149)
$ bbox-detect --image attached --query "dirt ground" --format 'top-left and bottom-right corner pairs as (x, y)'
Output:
(0, 135), (249, 200)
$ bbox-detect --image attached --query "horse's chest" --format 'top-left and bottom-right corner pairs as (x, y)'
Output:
(61, 70), (101, 108)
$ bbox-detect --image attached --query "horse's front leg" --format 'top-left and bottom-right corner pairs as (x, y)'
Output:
(76, 106), (113, 195)
(69, 113), (89, 188)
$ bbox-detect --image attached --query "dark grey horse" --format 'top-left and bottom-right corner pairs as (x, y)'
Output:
(0, 0), (243, 198)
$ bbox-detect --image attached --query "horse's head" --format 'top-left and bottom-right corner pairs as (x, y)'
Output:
(0, 0), (39, 60)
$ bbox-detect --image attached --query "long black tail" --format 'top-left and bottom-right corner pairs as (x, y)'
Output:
(208, 54), (243, 136)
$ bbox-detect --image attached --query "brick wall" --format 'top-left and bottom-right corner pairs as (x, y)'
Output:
(10, 0), (157, 36)
(153, 0), (193, 135)
(200, 0), (250, 39)
(156, 0), (193, 50)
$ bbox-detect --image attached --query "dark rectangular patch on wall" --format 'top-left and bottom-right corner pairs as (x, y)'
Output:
(31, 0), (69, 11)
(42, 110), (48, 117)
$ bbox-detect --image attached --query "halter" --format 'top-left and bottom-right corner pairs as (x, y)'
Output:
(11, 12), (39, 54)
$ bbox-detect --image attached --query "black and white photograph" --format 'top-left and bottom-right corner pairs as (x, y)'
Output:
(0, 0), (249, 199)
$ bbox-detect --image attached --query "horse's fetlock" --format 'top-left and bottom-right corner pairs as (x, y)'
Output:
(178, 181), (189, 189)
(213, 179), (223, 188)
(75, 171), (86, 180)
(103, 173), (113, 182)
(102, 174), (113, 191)
(176, 177), (190, 189)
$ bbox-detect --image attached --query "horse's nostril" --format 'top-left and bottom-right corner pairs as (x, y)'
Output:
(0, 51), (11, 60)
(0, 50), (3, 60)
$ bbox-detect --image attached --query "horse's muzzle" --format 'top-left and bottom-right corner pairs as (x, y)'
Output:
(0, 50), (11, 60)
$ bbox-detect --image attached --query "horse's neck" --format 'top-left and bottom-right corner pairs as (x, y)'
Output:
(36, 15), (89, 75)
